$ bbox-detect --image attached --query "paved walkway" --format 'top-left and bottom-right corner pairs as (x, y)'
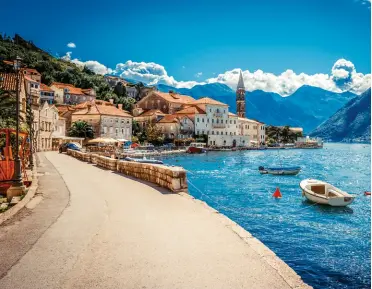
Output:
(0, 152), (297, 289)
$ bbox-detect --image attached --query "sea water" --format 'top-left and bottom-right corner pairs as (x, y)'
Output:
(161, 143), (371, 289)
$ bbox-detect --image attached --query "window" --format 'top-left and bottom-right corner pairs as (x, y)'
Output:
(122, 128), (124, 134)
(216, 119), (219, 124)
(202, 131), (204, 134)
(230, 120), (232, 124)
(234, 120), (236, 124)
(103, 127), (107, 133)
(217, 131), (219, 135)
(202, 118), (204, 122)
(225, 132), (227, 135)
(116, 128), (118, 135)
(212, 119), (214, 123)
(212, 131), (214, 135)
(121, 120), (124, 124)
(197, 118), (200, 122)
(207, 119), (209, 123)
(127, 120), (130, 124)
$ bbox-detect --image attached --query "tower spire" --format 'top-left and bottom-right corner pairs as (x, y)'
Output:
(236, 70), (246, 118)
(237, 70), (245, 90)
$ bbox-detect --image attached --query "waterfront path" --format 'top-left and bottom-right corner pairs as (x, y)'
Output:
(0, 152), (302, 289)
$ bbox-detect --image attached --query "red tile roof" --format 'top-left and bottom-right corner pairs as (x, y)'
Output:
(139, 109), (166, 117)
(0, 72), (23, 91)
(153, 91), (195, 104)
(72, 101), (132, 118)
(40, 83), (53, 92)
(51, 82), (92, 96)
(157, 114), (181, 123)
(22, 68), (41, 75)
(24, 75), (39, 83)
(176, 106), (206, 115)
(189, 97), (228, 107)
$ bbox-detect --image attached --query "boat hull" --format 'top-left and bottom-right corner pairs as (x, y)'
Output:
(300, 179), (355, 207)
(259, 167), (301, 175)
(187, 147), (206, 154)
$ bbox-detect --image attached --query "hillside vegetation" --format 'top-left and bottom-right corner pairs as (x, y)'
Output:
(0, 34), (134, 109)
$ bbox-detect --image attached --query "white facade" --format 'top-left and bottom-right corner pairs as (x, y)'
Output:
(100, 116), (132, 140)
(194, 103), (249, 147)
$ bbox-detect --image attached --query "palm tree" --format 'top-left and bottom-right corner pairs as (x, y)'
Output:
(69, 121), (94, 138)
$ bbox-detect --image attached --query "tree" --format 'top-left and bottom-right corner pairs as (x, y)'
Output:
(121, 97), (136, 111)
(281, 126), (290, 143)
(0, 88), (17, 127)
(69, 121), (94, 138)
(145, 123), (164, 145)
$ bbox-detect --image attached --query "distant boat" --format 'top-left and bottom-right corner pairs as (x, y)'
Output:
(186, 142), (206, 154)
(300, 179), (355, 207)
(259, 166), (301, 175)
(123, 156), (163, 165)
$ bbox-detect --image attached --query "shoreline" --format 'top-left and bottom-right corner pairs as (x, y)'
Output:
(65, 150), (311, 288)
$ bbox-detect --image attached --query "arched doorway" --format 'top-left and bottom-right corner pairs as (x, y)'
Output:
(232, 139), (236, 147)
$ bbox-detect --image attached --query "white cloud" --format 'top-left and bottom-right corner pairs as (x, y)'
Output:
(67, 42), (76, 48)
(61, 52), (112, 75)
(60, 52), (370, 95)
(195, 72), (203, 78)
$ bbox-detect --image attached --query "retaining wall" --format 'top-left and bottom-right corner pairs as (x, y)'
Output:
(67, 149), (187, 193)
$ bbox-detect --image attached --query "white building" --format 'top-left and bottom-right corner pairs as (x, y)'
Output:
(189, 97), (250, 147)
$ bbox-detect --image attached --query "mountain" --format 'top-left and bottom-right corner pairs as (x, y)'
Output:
(157, 82), (357, 132)
(282, 85), (356, 121)
(310, 89), (371, 142)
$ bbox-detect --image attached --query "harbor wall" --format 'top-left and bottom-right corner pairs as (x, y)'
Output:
(66, 149), (187, 193)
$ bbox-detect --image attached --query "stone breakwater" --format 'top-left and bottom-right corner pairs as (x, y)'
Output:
(67, 149), (188, 193)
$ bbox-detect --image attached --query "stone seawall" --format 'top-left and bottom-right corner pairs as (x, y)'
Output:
(66, 149), (187, 193)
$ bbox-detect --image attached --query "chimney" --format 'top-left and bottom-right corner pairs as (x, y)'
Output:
(109, 98), (114, 104)
(118, 104), (123, 110)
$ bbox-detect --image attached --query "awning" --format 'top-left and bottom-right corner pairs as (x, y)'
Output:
(87, 137), (119, 144)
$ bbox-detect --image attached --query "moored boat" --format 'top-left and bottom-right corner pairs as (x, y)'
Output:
(259, 166), (301, 175)
(123, 156), (164, 165)
(186, 142), (206, 154)
(300, 179), (355, 207)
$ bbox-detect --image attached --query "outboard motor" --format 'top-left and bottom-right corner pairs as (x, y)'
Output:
(258, 166), (265, 171)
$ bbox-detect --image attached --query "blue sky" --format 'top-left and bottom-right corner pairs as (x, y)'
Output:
(1, 0), (371, 95)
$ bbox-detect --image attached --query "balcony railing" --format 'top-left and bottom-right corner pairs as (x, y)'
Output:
(213, 112), (224, 117)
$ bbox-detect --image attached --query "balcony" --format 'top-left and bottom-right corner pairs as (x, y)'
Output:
(212, 123), (226, 129)
(213, 112), (224, 117)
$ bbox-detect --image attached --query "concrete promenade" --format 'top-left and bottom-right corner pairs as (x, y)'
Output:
(0, 152), (309, 289)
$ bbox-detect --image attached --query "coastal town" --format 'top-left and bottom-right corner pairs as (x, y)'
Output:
(0, 22), (368, 289)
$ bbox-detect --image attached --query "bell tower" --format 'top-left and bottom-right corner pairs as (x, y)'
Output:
(236, 70), (245, 118)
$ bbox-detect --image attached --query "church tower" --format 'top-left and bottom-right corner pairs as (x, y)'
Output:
(236, 70), (246, 118)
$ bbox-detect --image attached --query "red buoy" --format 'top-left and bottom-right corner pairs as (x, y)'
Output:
(273, 187), (282, 198)
(364, 191), (371, 196)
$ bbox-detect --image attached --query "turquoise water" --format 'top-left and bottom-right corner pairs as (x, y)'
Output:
(161, 143), (371, 289)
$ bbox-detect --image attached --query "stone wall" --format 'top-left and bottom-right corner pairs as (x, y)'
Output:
(66, 149), (188, 193)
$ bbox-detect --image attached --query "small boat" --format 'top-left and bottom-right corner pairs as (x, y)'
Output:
(259, 166), (301, 175)
(300, 179), (355, 207)
(186, 142), (206, 154)
(123, 156), (163, 165)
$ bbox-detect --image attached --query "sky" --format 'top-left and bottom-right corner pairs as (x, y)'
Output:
(1, 0), (371, 95)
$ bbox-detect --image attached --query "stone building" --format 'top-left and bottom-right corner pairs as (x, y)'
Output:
(71, 100), (132, 140)
(50, 82), (96, 104)
(156, 114), (194, 140)
(133, 91), (195, 116)
(36, 102), (59, 151)
(133, 109), (166, 129)
(22, 68), (41, 82)
(40, 83), (55, 104)
(238, 118), (266, 146)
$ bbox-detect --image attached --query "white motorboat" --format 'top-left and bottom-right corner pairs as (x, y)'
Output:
(300, 179), (355, 207)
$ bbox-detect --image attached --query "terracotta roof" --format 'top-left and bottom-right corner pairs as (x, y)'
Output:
(189, 97), (228, 107)
(0, 72), (23, 91)
(24, 75), (39, 83)
(40, 83), (53, 92)
(55, 104), (76, 113)
(153, 91), (195, 104)
(175, 106), (206, 115)
(51, 82), (92, 96)
(139, 109), (166, 117)
(157, 114), (180, 123)
(22, 68), (41, 75)
(72, 102), (132, 118)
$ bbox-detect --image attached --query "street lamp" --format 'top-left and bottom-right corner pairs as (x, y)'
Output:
(12, 56), (23, 187)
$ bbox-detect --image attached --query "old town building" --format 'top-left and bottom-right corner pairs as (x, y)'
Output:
(133, 91), (195, 115)
(50, 82), (96, 105)
(156, 114), (194, 140)
(71, 100), (132, 140)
